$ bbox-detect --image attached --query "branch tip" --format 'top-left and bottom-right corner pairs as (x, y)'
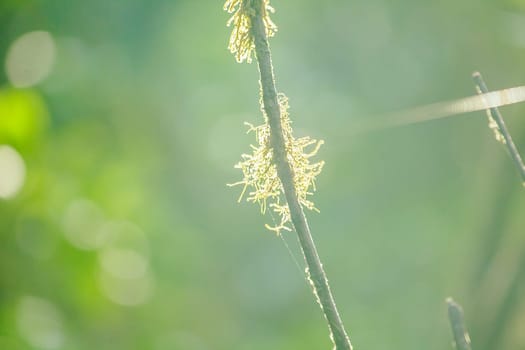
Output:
(447, 298), (472, 350)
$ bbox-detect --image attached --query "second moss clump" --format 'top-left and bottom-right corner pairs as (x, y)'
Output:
(230, 92), (324, 234)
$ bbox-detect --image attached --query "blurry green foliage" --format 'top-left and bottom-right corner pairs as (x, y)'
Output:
(0, 1), (524, 350)
(0, 88), (48, 150)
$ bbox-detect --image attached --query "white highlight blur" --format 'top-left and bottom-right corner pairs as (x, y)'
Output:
(363, 85), (525, 131)
(61, 199), (108, 250)
(5, 31), (56, 88)
(0, 145), (26, 199)
(16, 296), (64, 350)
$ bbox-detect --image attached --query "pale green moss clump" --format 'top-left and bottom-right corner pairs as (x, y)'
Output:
(224, 0), (277, 63)
(229, 93), (324, 234)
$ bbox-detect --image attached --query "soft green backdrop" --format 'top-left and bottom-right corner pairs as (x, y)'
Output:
(1, 0), (525, 349)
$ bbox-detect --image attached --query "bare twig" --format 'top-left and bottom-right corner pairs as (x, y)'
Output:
(249, 2), (352, 349)
(447, 298), (472, 350)
(473, 72), (525, 185)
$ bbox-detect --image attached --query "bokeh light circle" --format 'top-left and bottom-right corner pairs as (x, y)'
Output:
(61, 199), (108, 250)
(16, 296), (64, 350)
(5, 31), (56, 88)
(0, 145), (26, 199)
(97, 221), (154, 306)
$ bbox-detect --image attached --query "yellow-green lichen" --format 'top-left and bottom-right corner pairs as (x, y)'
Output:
(224, 0), (277, 63)
(486, 114), (506, 144)
(229, 93), (324, 234)
(475, 85), (506, 144)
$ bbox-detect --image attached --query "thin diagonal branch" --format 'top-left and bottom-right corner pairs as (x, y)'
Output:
(249, 2), (352, 349)
(473, 71), (525, 185)
(447, 298), (472, 350)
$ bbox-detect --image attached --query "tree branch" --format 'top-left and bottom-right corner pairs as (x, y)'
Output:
(249, 2), (353, 349)
(473, 71), (525, 185)
(447, 298), (472, 350)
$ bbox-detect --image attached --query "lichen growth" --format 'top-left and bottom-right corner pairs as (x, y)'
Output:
(229, 93), (324, 234)
(486, 113), (506, 144)
(224, 0), (277, 63)
(475, 85), (506, 144)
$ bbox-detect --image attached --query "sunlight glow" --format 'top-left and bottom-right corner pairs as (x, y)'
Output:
(0, 145), (26, 199)
(364, 85), (525, 131)
(5, 31), (56, 88)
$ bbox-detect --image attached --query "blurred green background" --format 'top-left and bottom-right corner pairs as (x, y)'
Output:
(1, 0), (525, 349)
